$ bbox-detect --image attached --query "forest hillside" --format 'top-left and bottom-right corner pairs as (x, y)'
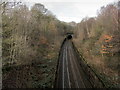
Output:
(73, 2), (120, 87)
(1, 1), (120, 88)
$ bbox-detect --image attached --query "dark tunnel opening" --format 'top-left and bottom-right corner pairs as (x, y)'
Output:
(67, 35), (72, 40)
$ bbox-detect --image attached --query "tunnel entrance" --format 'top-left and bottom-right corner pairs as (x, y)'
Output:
(67, 35), (72, 39)
(65, 32), (73, 40)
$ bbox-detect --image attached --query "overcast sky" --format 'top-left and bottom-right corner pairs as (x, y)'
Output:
(9, 0), (117, 22)
(41, 0), (116, 23)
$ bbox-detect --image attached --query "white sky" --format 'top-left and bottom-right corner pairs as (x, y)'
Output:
(8, 0), (117, 23)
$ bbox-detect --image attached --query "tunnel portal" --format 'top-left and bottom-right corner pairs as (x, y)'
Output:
(67, 35), (72, 39)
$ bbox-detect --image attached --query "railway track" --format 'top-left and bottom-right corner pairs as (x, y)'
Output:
(54, 38), (105, 88)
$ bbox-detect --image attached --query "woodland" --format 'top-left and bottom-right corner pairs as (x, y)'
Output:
(1, 1), (120, 88)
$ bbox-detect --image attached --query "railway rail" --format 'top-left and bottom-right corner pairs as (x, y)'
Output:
(54, 38), (106, 88)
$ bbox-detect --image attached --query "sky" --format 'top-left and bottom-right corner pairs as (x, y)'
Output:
(8, 0), (117, 23)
